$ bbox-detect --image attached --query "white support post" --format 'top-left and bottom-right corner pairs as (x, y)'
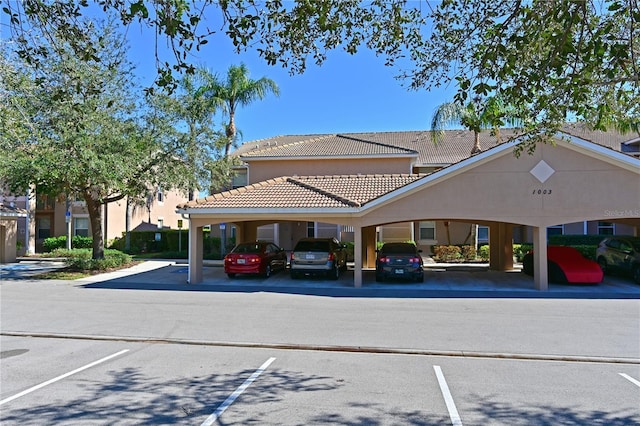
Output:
(533, 226), (548, 291)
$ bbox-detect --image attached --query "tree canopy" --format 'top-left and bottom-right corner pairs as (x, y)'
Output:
(3, 0), (638, 143)
(0, 17), (222, 258)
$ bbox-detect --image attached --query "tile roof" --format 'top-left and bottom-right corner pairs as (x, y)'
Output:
(238, 134), (418, 159)
(232, 127), (637, 165)
(177, 174), (426, 210)
(233, 129), (526, 165)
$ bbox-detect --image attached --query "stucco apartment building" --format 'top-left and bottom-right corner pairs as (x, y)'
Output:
(2, 123), (638, 264)
(1, 187), (188, 257)
(225, 124), (639, 252)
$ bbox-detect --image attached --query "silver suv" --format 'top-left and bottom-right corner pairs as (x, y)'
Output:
(596, 236), (640, 284)
(290, 237), (347, 280)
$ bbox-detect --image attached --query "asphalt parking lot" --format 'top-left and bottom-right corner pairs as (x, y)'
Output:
(2, 259), (639, 425)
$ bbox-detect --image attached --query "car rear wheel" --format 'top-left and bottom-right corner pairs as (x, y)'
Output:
(227, 273), (236, 279)
(416, 273), (424, 283)
(329, 264), (340, 280)
(290, 271), (299, 280)
(597, 257), (608, 274)
(375, 273), (384, 282)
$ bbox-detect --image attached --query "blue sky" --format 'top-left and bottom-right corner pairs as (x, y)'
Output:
(124, 14), (456, 147)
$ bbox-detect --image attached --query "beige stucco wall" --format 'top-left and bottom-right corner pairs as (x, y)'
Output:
(360, 142), (640, 228)
(0, 219), (19, 263)
(247, 157), (414, 183)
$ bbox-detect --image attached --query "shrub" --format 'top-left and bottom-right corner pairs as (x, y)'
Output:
(548, 234), (606, 246)
(460, 245), (477, 261)
(43, 236), (67, 252)
(513, 244), (533, 262)
(432, 245), (462, 262)
(478, 245), (490, 261)
(43, 236), (93, 252)
(51, 248), (132, 270)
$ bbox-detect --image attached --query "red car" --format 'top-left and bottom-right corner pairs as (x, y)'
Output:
(224, 241), (288, 278)
(522, 246), (603, 284)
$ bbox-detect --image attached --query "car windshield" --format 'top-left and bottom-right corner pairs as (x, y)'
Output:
(381, 244), (417, 254)
(233, 244), (263, 254)
(295, 240), (330, 252)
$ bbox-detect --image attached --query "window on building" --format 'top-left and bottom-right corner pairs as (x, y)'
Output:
(419, 221), (436, 240)
(547, 225), (564, 237)
(232, 169), (248, 188)
(157, 187), (164, 204)
(36, 216), (51, 239)
(157, 218), (164, 229)
(598, 221), (615, 235)
(307, 222), (315, 238)
(36, 194), (55, 210)
(74, 217), (89, 237)
(477, 226), (489, 243)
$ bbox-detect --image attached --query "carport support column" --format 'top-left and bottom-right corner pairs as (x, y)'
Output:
(533, 226), (548, 291)
(354, 225), (363, 288)
(362, 226), (376, 268)
(236, 222), (258, 243)
(489, 223), (514, 271)
(188, 224), (203, 284)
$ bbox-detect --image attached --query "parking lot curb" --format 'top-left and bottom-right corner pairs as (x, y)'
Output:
(3, 331), (639, 365)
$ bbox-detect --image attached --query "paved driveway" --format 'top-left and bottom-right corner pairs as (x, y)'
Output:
(66, 260), (640, 299)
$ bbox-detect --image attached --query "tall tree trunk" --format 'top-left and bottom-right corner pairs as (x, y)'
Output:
(85, 194), (105, 259)
(125, 197), (132, 251)
(471, 131), (482, 154)
(224, 110), (236, 157)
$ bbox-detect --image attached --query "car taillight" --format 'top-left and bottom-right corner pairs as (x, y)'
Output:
(328, 252), (335, 261)
(248, 255), (260, 263)
(290, 252), (295, 261)
(379, 256), (388, 263)
(410, 257), (420, 263)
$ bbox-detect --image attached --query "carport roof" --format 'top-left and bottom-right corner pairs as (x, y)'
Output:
(177, 174), (426, 210)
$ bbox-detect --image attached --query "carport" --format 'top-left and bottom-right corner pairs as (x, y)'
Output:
(177, 134), (640, 291)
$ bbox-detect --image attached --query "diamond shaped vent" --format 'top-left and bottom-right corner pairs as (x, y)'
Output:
(530, 160), (555, 183)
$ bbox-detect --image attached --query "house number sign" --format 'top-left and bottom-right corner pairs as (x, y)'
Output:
(532, 188), (553, 195)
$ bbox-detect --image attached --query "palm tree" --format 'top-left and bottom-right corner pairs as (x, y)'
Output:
(197, 63), (280, 157)
(430, 96), (519, 155)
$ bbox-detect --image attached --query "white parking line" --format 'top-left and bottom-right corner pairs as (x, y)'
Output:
(619, 373), (640, 387)
(0, 349), (129, 406)
(434, 365), (463, 426)
(201, 357), (276, 426)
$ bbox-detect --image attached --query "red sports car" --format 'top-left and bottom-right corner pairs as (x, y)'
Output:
(522, 246), (603, 284)
(224, 241), (288, 278)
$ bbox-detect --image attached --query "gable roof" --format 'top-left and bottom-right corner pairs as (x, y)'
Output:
(177, 174), (425, 211)
(237, 134), (418, 160)
(180, 133), (640, 214)
(232, 127), (638, 166)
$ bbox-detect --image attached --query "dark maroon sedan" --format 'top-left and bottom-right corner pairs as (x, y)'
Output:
(224, 241), (287, 278)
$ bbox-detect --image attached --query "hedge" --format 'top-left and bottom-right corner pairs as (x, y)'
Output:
(109, 230), (235, 259)
(49, 248), (132, 270)
(548, 234), (607, 246)
(43, 235), (93, 252)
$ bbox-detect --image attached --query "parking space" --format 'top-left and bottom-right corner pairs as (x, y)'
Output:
(2, 336), (639, 425)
